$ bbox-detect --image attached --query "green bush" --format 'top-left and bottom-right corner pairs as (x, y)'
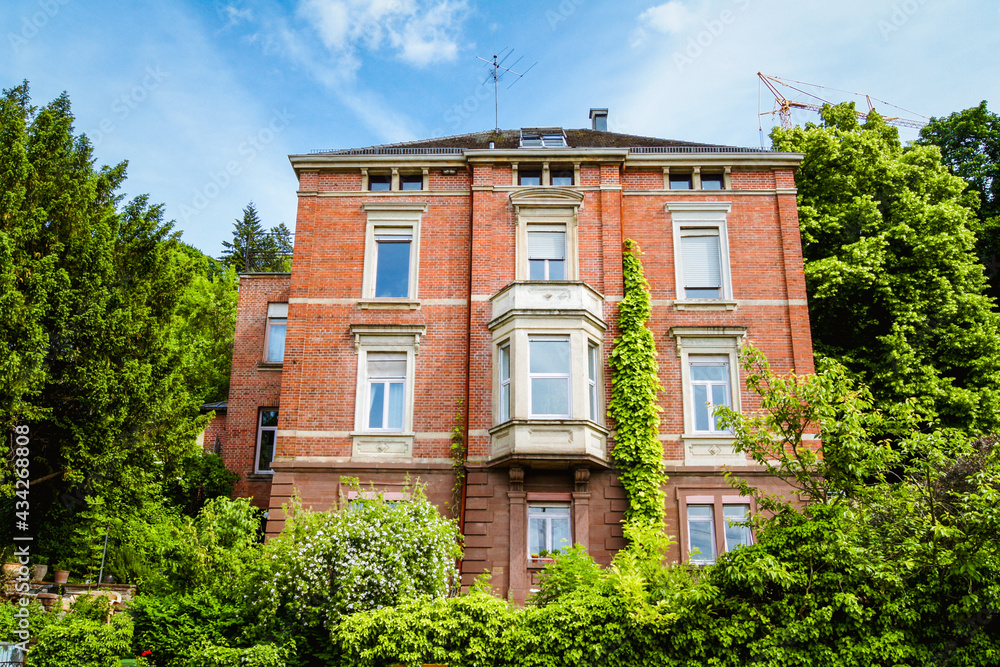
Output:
(164, 452), (240, 517)
(149, 497), (262, 595)
(185, 641), (294, 667)
(28, 612), (132, 667)
(242, 482), (462, 662)
(130, 590), (242, 667)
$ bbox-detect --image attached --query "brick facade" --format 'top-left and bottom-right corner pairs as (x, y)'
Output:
(217, 124), (814, 602)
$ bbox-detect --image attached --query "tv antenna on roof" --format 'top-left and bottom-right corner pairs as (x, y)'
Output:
(477, 47), (536, 132)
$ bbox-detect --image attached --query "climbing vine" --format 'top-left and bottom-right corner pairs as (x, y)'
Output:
(450, 400), (466, 515)
(608, 240), (667, 528)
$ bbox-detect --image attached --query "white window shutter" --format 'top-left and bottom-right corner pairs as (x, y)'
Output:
(527, 231), (566, 260)
(681, 234), (721, 288)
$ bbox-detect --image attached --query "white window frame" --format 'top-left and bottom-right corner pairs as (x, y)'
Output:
(689, 355), (732, 434)
(667, 202), (734, 308)
(528, 336), (573, 418)
(527, 503), (572, 558)
(671, 327), (745, 466)
(263, 302), (288, 364)
(526, 224), (567, 281)
(254, 408), (279, 474)
(587, 341), (600, 422)
(498, 342), (511, 423)
(364, 352), (407, 432)
(361, 203), (425, 303)
(350, 324), (424, 458)
(510, 189), (583, 282)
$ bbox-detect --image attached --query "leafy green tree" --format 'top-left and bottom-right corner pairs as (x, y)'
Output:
(918, 102), (1000, 300)
(919, 102), (1000, 221)
(220, 202), (293, 272)
(771, 103), (1000, 433)
(0, 83), (235, 572)
(173, 245), (238, 403)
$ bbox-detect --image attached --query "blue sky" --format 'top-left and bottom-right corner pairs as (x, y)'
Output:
(3, 0), (998, 255)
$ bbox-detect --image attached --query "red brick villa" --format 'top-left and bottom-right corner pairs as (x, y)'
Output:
(207, 109), (814, 603)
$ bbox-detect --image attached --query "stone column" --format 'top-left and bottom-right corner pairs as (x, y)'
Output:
(507, 467), (527, 604)
(572, 468), (591, 550)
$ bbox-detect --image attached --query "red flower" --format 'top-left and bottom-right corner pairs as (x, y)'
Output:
(141, 650), (152, 657)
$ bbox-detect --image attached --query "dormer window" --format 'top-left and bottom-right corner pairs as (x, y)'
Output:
(520, 129), (567, 148)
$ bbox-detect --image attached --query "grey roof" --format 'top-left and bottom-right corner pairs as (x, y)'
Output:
(309, 128), (769, 156)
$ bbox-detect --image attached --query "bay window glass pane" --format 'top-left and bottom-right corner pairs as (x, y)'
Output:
(368, 383), (385, 428)
(588, 343), (599, 421)
(724, 504), (752, 551)
(388, 382), (404, 429)
(530, 340), (570, 374)
(266, 322), (286, 362)
(687, 505), (715, 564)
(500, 345), (510, 422)
(257, 429), (275, 471)
(369, 175), (391, 191)
(374, 240), (411, 297)
(531, 378), (569, 415)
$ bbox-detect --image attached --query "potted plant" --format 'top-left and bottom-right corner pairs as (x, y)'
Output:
(530, 549), (556, 564)
(1, 546), (19, 578)
(53, 563), (70, 585)
(30, 562), (48, 582)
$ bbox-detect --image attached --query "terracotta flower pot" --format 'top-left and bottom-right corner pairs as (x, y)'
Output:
(53, 570), (69, 585)
(3, 562), (20, 577)
(30, 564), (47, 582)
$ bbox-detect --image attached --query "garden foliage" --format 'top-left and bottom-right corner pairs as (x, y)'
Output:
(771, 103), (1000, 433)
(330, 349), (1000, 666)
(27, 597), (132, 667)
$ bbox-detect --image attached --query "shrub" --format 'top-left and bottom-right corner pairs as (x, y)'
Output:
(130, 590), (242, 667)
(28, 612), (132, 667)
(185, 641), (294, 667)
(243, 481), (462, 660)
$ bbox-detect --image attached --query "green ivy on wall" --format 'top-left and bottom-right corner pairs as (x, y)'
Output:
(608, 240), (667, 528)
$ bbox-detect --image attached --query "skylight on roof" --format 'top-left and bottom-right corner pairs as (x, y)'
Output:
(520, 129), (566, 148)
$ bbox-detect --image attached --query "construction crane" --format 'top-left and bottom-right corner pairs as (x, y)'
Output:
(758, 72), (928, 130)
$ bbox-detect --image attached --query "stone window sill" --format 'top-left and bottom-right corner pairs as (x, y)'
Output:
(257, 362), (283, 371)
(358, 299), (420, 310)
(673, 300), (738, 311)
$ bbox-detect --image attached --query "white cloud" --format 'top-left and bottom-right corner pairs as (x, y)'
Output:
(297, 0), (466, 69)
(639, 1), (695, 35)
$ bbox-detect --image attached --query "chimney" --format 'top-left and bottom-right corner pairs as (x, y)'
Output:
(589, 108), (608, 131)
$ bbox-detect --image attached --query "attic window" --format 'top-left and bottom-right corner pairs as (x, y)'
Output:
(521, 130), (566, 148)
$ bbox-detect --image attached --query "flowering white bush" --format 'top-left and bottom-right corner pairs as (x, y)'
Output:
(247, 481), (462, 632)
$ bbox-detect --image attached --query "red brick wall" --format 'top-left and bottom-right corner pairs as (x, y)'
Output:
(223, 273), (290, 509)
